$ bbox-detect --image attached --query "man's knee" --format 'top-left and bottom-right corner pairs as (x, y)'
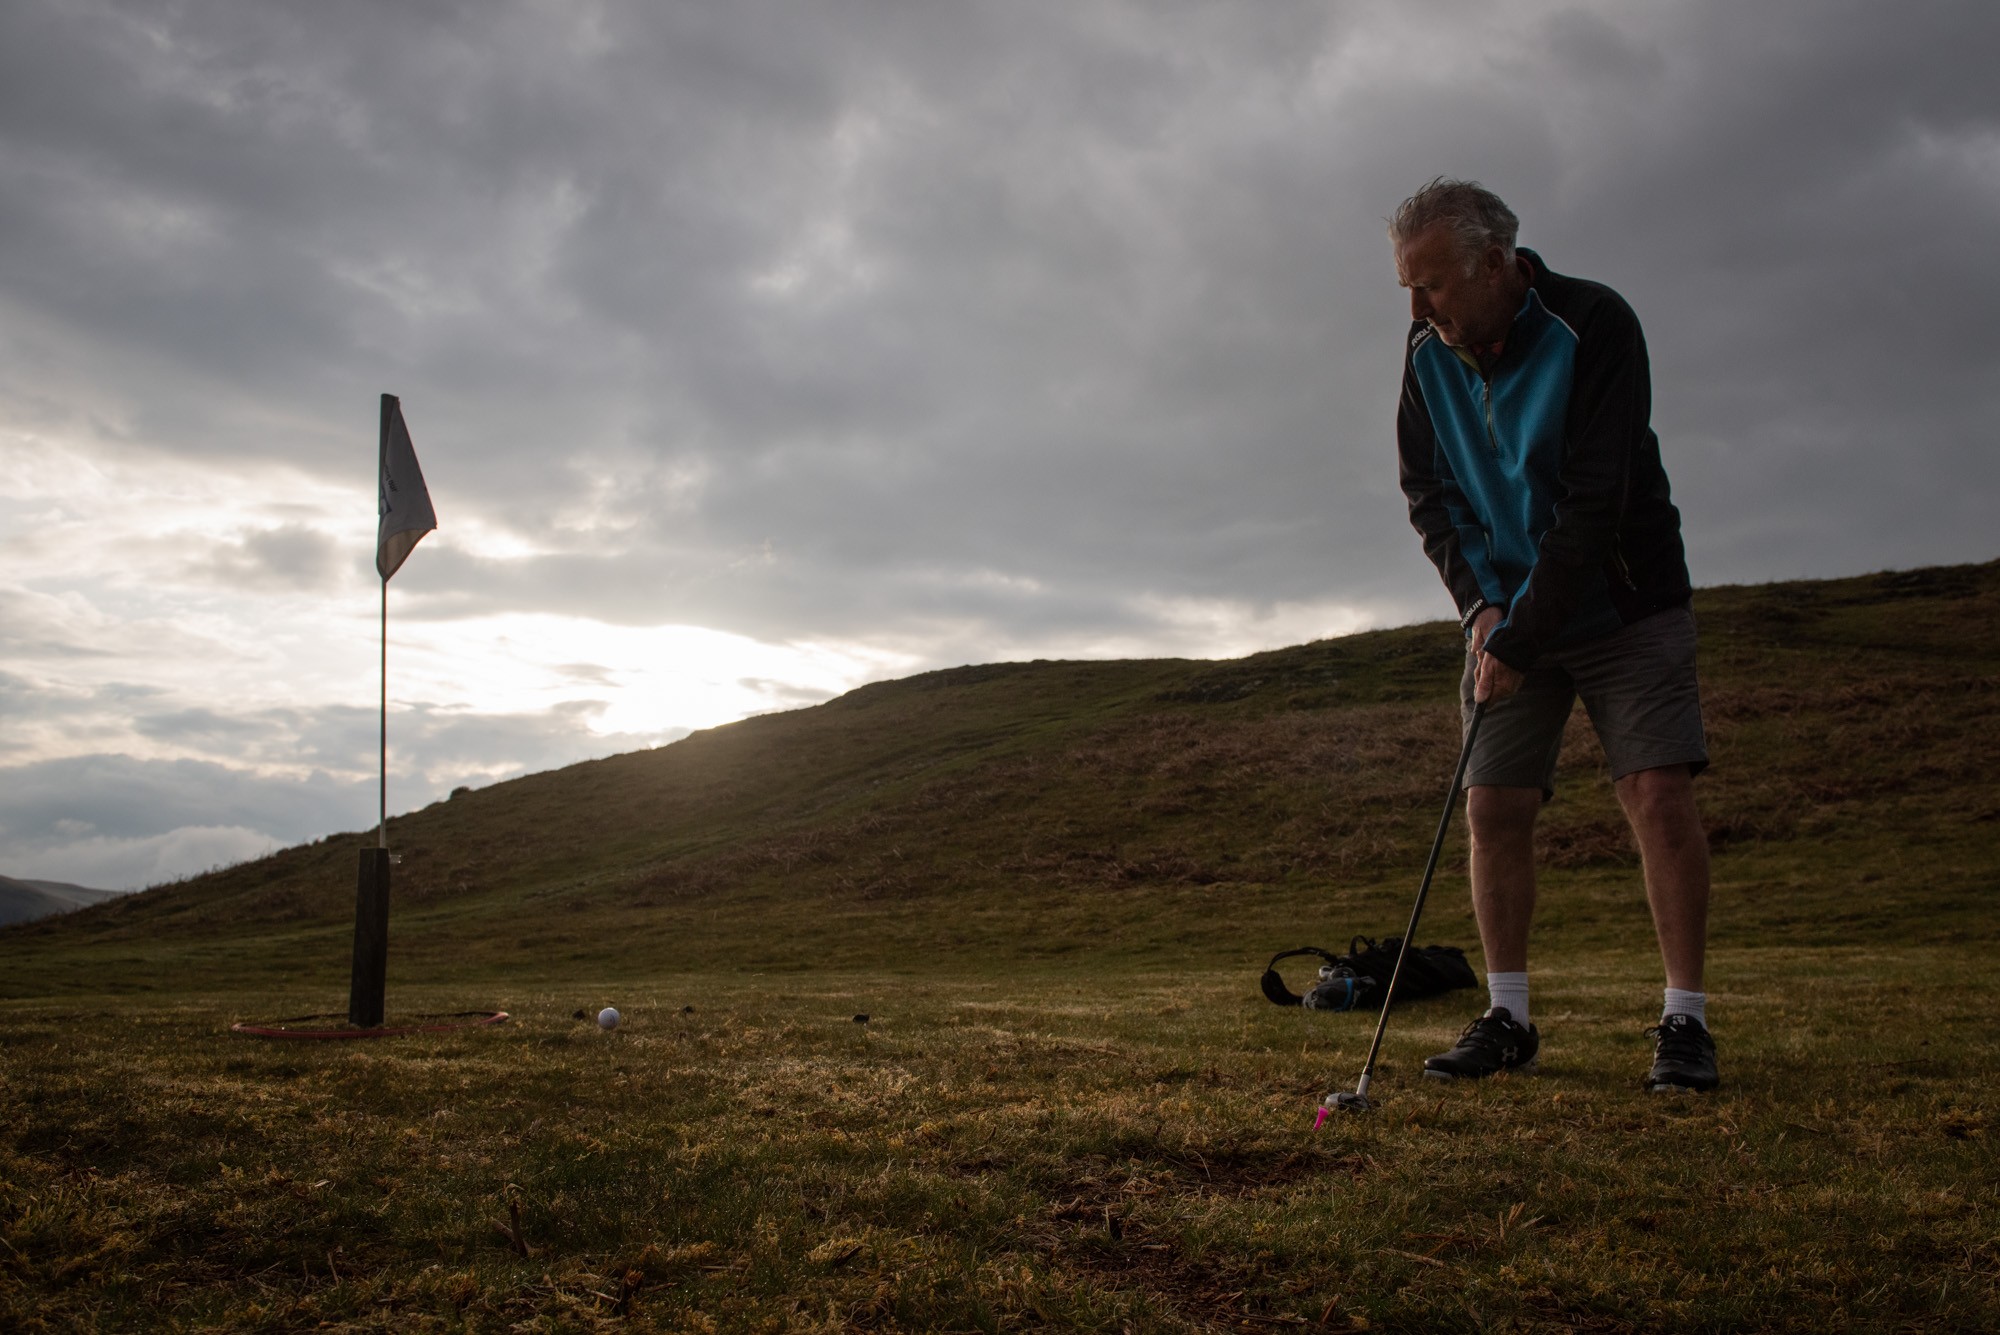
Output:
(1467, 784), (1540, 851)
(1615, 765), (1702, 835)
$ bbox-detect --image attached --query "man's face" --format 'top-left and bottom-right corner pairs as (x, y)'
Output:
(1394, 225), (1515, 348)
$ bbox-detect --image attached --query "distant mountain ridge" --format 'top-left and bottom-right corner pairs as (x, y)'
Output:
(0, 875), (124, 928)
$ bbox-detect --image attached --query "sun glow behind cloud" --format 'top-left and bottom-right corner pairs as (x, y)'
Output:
(385, 613), (915, 742)
(0, 428), (915, 775)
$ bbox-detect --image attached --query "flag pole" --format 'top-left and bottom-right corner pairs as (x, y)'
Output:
(352, 568), (391, 1025)
(355, 392), (433, 1027)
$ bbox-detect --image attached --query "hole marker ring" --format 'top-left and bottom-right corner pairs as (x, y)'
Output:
(230, 1010), (509, 1041)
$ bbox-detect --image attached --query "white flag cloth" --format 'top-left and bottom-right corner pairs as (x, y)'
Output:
(376, 394), (437, 581)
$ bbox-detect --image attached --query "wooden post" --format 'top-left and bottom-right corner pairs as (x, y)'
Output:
(349, 847), (391, 1027)
(379, 574), (388, 849)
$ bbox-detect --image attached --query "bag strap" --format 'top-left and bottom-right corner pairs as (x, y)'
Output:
(1260, 947), (1343, 1006)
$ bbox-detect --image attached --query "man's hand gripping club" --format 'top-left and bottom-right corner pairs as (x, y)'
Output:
(1470, 606), (1524, 704)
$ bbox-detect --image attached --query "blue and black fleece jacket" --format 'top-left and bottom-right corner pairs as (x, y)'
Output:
(1397, 248), (1693, 671)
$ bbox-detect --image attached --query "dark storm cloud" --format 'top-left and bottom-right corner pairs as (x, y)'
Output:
(1510, 2), (2000, 582)
(0, 749), (357, 886)
(5, 1), (1998, 636)
(0, 753), (363, 848)
(0, 0), (1411, 650)
(119, 695), (680, 787)
(0, 702), (689, 885)
(190, 523), (344, 591)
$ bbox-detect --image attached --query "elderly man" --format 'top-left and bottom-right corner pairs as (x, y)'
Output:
(1391, 178), (1717, 1092)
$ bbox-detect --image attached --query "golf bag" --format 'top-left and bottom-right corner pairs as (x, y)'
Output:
(1261, 935), (1477, 1012)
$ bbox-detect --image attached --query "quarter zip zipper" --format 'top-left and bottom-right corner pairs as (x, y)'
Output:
(1449, 343), (1502, 456)
(1482, 376), (1500, 456)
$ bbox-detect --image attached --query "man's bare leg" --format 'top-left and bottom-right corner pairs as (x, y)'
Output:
(1614, 764), (1709, 992)
(1466, 784), (1543, 974)
(1423, 782), (1545, 1078)
(1618, 762), (1718, 1089)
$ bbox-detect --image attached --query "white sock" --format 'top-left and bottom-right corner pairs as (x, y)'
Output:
(1663, 987), (1707, 1026)
(1485, 971), (1530, 1026)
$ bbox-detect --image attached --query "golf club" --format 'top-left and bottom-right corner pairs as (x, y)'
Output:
(1315, 698), (1487, 1124)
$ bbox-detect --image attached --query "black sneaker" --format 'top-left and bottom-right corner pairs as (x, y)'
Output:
(1423, 1007), (1540, 1080)
(1644, 1014), (1719, 1093)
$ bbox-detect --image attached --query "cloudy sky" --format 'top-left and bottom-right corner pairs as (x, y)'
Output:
(3, 1), (1996, 889)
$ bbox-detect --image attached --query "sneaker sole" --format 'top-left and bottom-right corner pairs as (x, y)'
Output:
(1423, 1058), (1539, 1081)
(1647, 1078), (1716, 1094)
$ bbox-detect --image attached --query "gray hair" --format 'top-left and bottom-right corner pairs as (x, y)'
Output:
(1388, 178), (1519, 272)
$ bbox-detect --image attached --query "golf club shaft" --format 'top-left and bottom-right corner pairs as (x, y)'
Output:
(1349, 699), (1487, 1091)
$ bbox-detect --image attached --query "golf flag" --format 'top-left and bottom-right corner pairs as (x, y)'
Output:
(376, 394), (436, 581)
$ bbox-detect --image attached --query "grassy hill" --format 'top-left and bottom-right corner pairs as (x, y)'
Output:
(2, 561), (1997, 1332)
(6, 560), (1997, 995)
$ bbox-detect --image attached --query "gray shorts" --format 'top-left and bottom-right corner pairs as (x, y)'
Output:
(1460, 605), (1709, 797)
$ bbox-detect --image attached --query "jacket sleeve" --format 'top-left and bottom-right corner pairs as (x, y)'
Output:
(1481, 293), (1650, 668)
(1398, 339), (1494, 628)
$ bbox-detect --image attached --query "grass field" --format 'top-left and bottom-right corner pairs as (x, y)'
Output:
(4, 563), (1998, 1331)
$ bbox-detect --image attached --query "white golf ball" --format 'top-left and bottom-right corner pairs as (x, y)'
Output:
(597, 1007), (621, 1030)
